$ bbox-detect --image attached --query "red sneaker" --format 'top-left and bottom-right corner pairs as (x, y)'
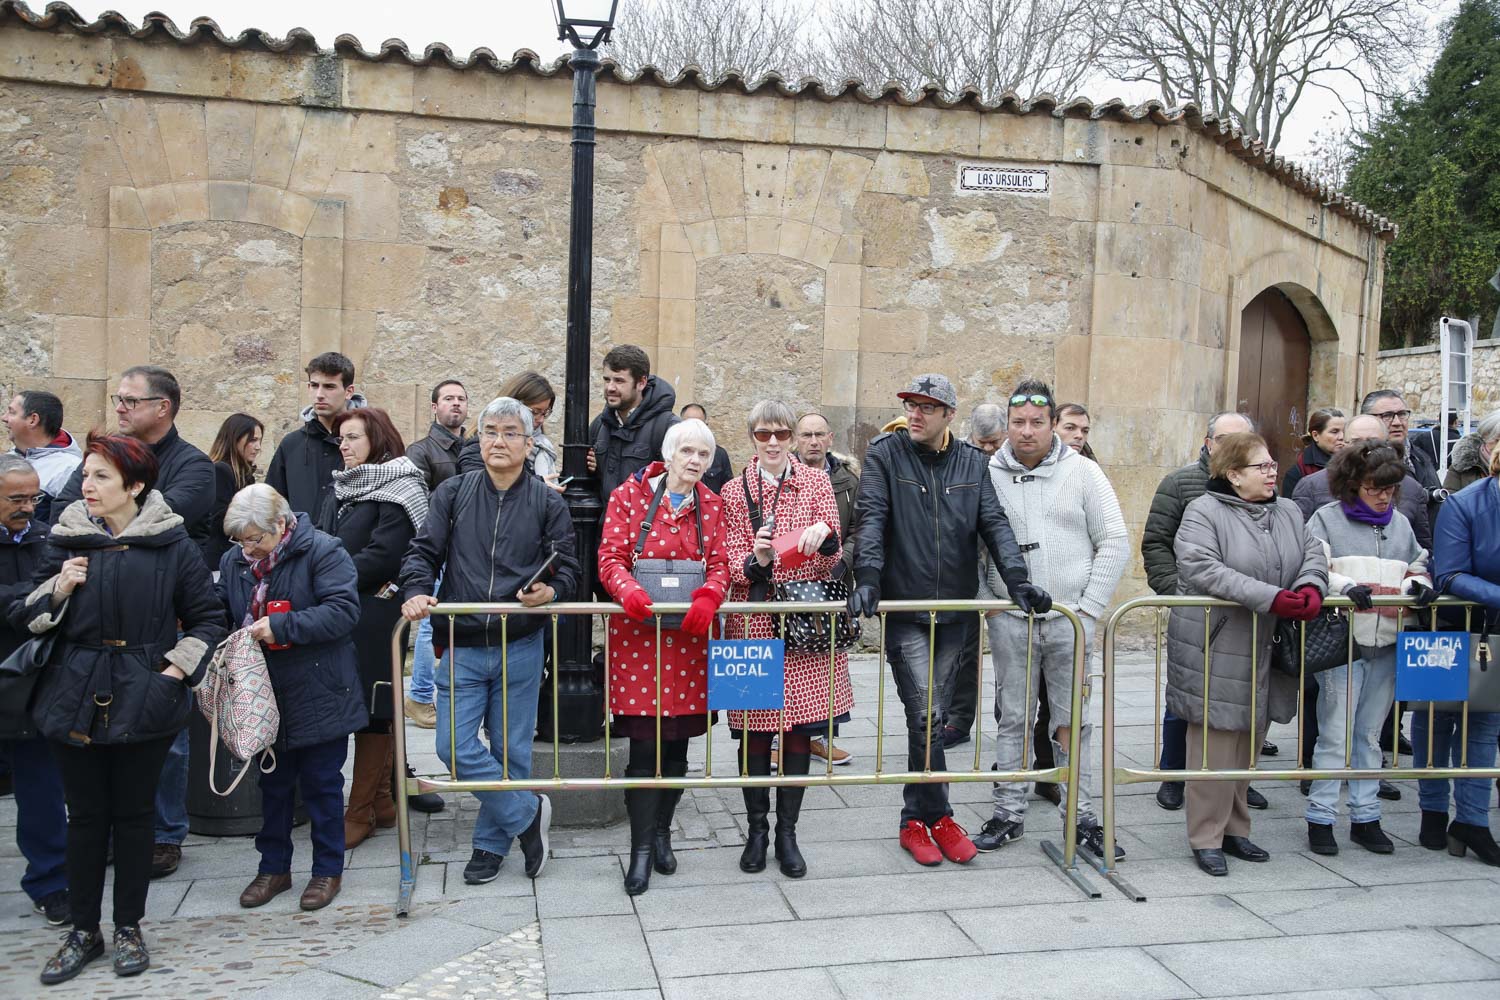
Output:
(900, 819), (943, 867)
(930, 816), (978, 864)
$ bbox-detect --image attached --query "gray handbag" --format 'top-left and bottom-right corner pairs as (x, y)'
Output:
(1408, 632), (1500, 713)
(630, 477), (705, 631)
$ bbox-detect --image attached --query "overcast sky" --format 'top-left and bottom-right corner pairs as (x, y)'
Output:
(60, 1), (1461, 163)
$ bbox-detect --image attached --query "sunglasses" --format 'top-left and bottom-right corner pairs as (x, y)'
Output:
(752, 428), (793, 442)
(1010, 393), (1051, 407)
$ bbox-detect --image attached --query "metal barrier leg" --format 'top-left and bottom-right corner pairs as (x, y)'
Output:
(1039, 609), (1102, 899)
(1093, 605), (1145, 901)
(391, 619), (416, 917)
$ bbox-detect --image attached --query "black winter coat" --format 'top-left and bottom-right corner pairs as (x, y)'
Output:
(1141, 448), (1212, 596)
(0, 519), (52, 739)
(852, 430), (1028, 625)
(216, 514), (366, 750)
(400, 471), (579, 646)
(587, 376), (679, 502)
(316, 495), (415, 720)
(266, 418), (344, 518)
(407, 422), (469, 491)
(51, 425), (216, 570)
(205, 461), (238, 569)
(1281, 442), (1333, 499)
(702, 446), (734, 494)
(18, 494), (224, 746)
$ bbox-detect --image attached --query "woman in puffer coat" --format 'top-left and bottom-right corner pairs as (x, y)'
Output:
(1167, 432), (1327, 877)
(597, 418), (729, 897)
(16, 434), (224, 984)
(1442, 410), (1500, 494)
(1305, 441), (1435, 857)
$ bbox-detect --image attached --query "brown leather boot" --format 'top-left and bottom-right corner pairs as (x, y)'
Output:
(239, 872), (292, 908)
(344, 733), (387, 848)
(372, 735), (397, 829)
(299, 875), (341, 911)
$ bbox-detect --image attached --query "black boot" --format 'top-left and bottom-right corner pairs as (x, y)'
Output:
(775, 751), (810, 878)
(654, 759), (686, 876)
(398, 763), (446, 814)
(739, 750), (771, 873)
(623, 783), (662, 896)
(1419, 810), (1450, 851)
(1447, 821), (1500, 867)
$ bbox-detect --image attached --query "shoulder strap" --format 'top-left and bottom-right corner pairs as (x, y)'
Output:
(742, 468), (763, 533)
(633, 476), (669, 555)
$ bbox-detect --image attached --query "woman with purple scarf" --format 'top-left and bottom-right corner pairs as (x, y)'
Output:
(1305, 441), (1437, 857)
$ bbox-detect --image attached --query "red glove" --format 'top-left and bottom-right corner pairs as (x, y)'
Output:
(1270, 589), (1308, 619)
(1294, 585), (1324, 620)
(680, 588), (721, 637)
(621, 588), (654, 623)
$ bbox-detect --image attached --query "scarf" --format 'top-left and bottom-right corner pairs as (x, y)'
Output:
(245, 513), (298, 625)
(332, 456), (430, 532)
(1341, 496), (1394, 526)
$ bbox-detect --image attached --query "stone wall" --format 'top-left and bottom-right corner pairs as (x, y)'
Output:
(0, 18), (1390, 594)
(1376, 340), (1500, 420)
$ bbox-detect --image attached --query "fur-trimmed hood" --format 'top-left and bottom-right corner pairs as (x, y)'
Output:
(1449, 432), (1490, 477)
(52, 491), (186, 548)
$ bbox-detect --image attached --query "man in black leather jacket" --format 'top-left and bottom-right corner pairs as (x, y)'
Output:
(847, 374), (1050, 867)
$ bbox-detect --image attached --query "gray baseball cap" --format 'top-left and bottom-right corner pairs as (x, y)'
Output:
(898, 373), (958, 410)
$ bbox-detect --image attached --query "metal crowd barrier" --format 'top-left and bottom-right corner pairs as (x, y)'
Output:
(1098, 595), (1489, 902)
(389, 600), (1096, 914)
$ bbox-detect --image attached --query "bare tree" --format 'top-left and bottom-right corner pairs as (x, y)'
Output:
(603, 0), (814, 83)
(1101, 0), (1426, 148)
(815, 0), (1114, 101)
(1301, 111), (1359, 189)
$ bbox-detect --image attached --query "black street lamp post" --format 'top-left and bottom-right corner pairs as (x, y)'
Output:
(552, 1), (617, 743)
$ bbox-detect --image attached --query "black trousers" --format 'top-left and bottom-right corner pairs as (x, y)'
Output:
(53, 735), (176, 932)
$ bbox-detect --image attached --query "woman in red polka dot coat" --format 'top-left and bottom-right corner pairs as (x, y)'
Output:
(719, 400), (853, 880)
(597, 418), (729, 897)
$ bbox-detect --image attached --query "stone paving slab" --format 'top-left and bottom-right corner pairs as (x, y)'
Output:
(320, 914), (498, 987)
(633, 879), (794, 930)
(1231, 879), (1500, 934)
(540, 914), (656, 995)
(660, 967), (839, 1000)
(828, 947), (1197, 1000)
(948, 893), (1283, 953)
(777, 862), (1079, 918)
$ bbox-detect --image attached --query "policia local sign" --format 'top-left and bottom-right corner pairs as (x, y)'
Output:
(708, 640), (785, 710)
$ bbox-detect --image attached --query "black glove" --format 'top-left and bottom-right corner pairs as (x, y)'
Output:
(847, 583), (880, 619)
(1407, 580), (1439, 607)
(1008, 582), (1052, 616)
(1345, 585), (1374, 611)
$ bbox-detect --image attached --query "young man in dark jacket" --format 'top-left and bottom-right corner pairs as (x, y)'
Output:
(406, 379), (470, 491)
(586, 345), (679, 503)
(0, 455), (69, 926)
(46, 366), (215, 877)
(847, 374), (1050, 867)
(401, 397), (579, 885)
(266, 352), (366, 516)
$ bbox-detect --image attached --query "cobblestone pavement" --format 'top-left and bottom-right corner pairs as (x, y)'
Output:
(3, 644), (1500, 997)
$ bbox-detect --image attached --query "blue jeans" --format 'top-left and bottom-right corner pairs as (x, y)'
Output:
(1, 737), (68, 901)
(153, 726), (190, 845)
(1307, 648), (1396, 825)
(1413, 709), (1500, 825)
(435, 631), (544, 856)
(257, 737), (348, 877)
(408, 569), (444, 704)
(886, 621), (965, 827)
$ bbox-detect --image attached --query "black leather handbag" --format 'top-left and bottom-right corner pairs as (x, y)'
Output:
(0, 626), (61, 740)
(1271, 609), (1351, 677)
(773, 578), (862, 653)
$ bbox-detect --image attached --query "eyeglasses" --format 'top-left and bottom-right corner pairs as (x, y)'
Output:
(1010, 393), (1051, 408)
(2, 493), (44, 506)
(235, 530), (269, 549)
(752, 428), (792, 443)
(529, 405), (553, 420)
(1240, 461), (1279, 475)
(1360, 483), (1399, 498)
(1372, 409), (1411, 423)
(480, 429), (530, 442)
(111, 394), (165, 410)
(902, 400), (946, 416)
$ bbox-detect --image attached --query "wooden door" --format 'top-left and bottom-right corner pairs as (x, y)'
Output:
(1237, 288), (1311, 479)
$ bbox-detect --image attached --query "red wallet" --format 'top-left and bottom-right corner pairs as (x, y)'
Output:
(772, 531), (812, 571)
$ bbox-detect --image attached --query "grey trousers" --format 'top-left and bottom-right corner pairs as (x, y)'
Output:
(989, 613), (1096, 826)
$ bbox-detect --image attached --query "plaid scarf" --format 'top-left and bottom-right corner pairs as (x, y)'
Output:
(332, 456), (429, 533)
(245, 513), (297, 626)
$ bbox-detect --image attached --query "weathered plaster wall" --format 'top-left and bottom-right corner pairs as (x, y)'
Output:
(0, 24), (1388, 594)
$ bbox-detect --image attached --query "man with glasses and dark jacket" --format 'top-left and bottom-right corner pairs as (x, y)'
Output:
(847, 373), (1050, 868)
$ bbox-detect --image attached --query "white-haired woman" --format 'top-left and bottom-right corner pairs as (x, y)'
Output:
(719, 400), (853, 879)
(597, 418), (730, 896)
(216, 484), (366, 912)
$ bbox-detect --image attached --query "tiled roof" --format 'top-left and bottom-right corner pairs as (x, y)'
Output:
(0, 1), (1393, 236)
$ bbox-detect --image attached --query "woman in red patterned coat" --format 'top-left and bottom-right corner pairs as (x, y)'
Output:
(719, 400), (854, 879)
(597, 418), (729, 897)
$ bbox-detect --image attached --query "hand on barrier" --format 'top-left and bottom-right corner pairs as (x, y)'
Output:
(402, 594), (438, 621)
(1407, 580), (1439, 607)
(847, 583), (880, 619)
(1345, 585), (1375, 611)
(1295, 585), (1323, 619)
(621, 588), (654, 623)
(1270, 588), (1309, 619)
(1009, 582), (1053, 616)
(681, 590), (720, 637)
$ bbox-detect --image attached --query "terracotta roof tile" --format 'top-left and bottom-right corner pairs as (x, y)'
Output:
(0, 0), (1393, 235)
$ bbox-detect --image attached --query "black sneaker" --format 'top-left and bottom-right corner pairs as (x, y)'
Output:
(149, 843), (180, 879)
(112, 925), (149, 977)
(972, 818), (1024, 852)
(1308, 821), (1339, 856)
(1246, 786), (1269, 810)
(1079, 823), (1126, 861)
(462, 849), (504, 885)
(941, 725), (970, 749)
(1155, 781), (1184, 810)
(33, 890), (69, 927)
(1350, 820), (1395, 854)
(1299, 780), (1312, 796)
(1397, 734), (1414, 756)
(1260, 739), (1279, 757)
(1377, 780), (1402, 801)
(40, 928), (103, 985)
(519, 794), (552, 879)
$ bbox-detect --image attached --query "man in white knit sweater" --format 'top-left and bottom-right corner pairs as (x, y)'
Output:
(972, 380), (1130, 860)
